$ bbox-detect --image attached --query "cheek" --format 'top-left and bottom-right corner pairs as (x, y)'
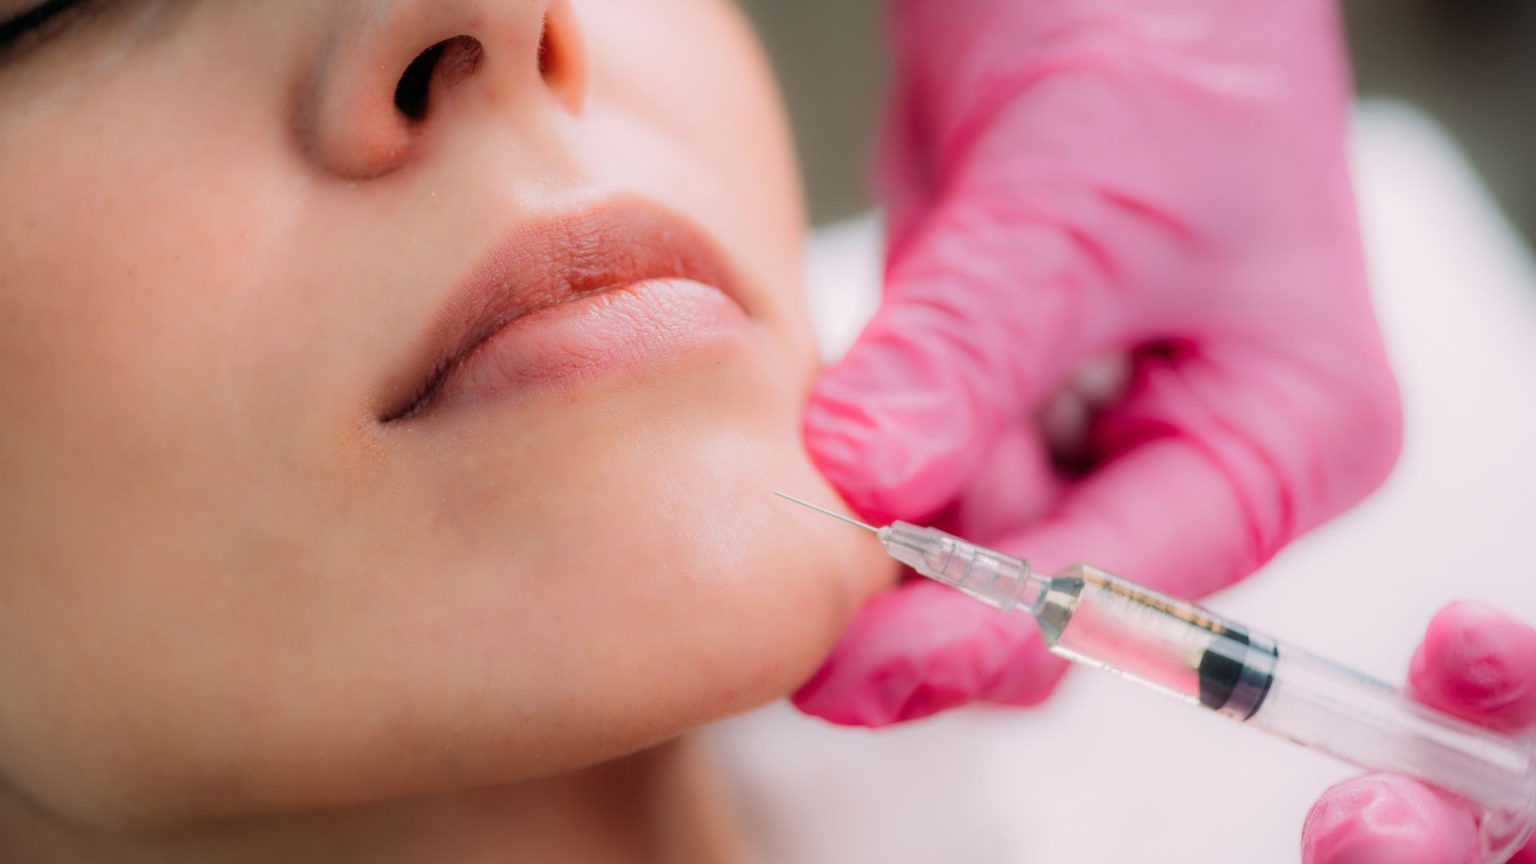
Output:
(0, 41), (381, 829)
(0, 81), (340, 598)
(0, 26), (307, 448)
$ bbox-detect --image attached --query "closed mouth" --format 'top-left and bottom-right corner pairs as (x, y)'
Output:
(381, 198), (743, 422)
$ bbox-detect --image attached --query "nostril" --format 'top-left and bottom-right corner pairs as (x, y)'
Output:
(536, 8), (585, 106)
(538, 18), (554, 80)
(533, 3), (588, 114)
(393, 42), (444, 121)
(394, 36), (484, 122)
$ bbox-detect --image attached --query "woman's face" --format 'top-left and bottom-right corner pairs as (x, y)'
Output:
(0, 0), (890, 832)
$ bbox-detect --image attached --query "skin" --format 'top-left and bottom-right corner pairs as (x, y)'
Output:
(0, 0), (895, 859)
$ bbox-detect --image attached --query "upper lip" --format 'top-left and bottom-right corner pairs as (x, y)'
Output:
(381, 198), (743, 421)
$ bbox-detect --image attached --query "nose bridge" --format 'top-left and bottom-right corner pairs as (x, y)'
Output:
(303, 0), (565, 180)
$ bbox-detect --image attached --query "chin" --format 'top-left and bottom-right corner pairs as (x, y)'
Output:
(334, 333), (895, 791)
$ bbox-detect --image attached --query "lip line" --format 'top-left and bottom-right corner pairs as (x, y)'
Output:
(381, 199), (745, 423)
(393, 278), (706, 421)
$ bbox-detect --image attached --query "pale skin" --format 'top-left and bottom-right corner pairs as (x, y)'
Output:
(0, 1), (896, 860)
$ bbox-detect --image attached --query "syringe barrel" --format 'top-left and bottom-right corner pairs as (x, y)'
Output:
(1037, 564), (1536, 863)
(876, 518), (1536, 861)
(885, 521), (1536, 860)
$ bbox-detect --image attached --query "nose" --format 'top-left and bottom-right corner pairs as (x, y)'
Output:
(304, 0), (588, 179)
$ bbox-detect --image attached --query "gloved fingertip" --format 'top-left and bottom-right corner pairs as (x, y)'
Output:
(1303, 775), (1479, 864)
(790, 581), (1059, 727)
(1410, 601), (1536, 731)
(804, 366), (977, 524)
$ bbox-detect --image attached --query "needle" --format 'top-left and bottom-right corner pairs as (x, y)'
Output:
(772, 491), (881, 534)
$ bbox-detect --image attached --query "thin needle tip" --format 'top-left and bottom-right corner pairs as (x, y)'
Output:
(772, 491), (880, 534)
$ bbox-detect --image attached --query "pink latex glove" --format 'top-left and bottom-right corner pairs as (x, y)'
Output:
(1303, 603), (1536, 864)
(795, 0), (1403, 726)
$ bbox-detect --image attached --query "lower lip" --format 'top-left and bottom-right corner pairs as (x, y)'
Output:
(425, 279), (754, 415)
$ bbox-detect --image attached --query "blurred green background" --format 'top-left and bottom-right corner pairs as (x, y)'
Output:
(736, 0), (1536, 242)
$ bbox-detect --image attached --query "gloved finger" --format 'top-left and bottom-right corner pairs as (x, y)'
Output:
(807, 48), (1194, 526)
(1409, 602), (1536, 734)
(803, 200), (1109, 526)
(991, 436), (1260, 601)
(944, 420), (1063, 546)
(1302, 774), (1480, 864)
(995, 336), (1401, 597)
(791, 578), (1070, 727)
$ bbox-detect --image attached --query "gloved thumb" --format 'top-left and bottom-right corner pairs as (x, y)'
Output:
(1409, 602), (1536, 734)
(1302, 774), (1480, 864)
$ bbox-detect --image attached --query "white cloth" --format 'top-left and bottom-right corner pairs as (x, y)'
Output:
(710, 101), (1536, 864)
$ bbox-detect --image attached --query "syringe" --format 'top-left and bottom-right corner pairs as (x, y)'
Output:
(775, 492), (1536, 863)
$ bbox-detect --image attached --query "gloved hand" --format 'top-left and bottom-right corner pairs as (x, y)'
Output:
(1302, 602), (1536, 864)
(795, 0), (1403, 726)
